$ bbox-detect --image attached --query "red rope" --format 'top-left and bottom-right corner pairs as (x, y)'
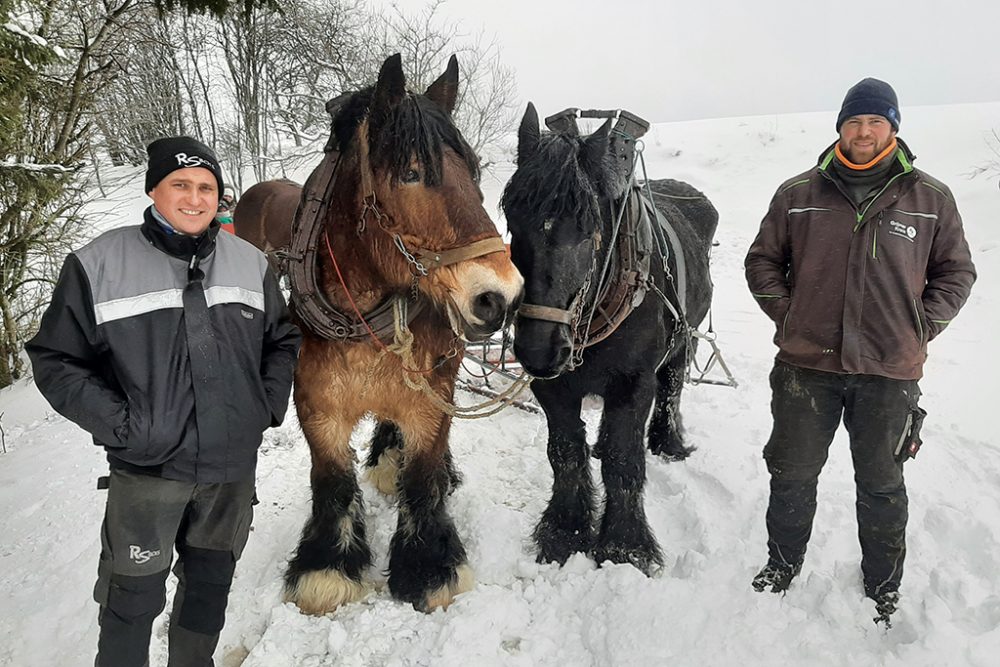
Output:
(323, 229), (440, 375)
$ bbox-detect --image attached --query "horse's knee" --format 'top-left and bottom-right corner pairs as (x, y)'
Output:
(299, 414), (355, 469)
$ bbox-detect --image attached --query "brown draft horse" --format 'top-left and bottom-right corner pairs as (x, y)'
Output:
(233, 54), (523, 614)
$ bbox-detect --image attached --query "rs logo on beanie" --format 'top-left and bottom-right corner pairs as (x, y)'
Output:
(145, 136), (225, 198)
(174, 152), (216, 169)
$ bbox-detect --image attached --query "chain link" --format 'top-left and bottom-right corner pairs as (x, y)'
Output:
(393, 233), (429, 276)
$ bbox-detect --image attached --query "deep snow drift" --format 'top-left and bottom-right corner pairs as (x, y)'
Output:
(1, 103), (998, 667)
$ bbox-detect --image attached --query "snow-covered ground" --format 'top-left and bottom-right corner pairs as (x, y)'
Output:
(2, 103), (998, 667)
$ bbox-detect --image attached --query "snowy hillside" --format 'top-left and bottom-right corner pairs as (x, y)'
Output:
(1, 103), (998, 667)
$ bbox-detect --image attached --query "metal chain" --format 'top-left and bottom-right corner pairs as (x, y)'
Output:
(393, 233), (429, 276)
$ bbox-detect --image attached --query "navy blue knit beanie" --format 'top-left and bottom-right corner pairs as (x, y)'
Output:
(836, 78), (900, 132)
(145, 136), (224, 199)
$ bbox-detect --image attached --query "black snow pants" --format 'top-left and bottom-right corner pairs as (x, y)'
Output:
(94, 469), (255, 667)
(763, 361), (919, 597)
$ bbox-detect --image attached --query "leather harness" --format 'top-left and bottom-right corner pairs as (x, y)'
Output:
(518, 109), (687, 354)
(278, 115), (506, 342)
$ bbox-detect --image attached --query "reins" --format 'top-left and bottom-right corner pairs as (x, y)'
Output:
(636, 144), (738, 388)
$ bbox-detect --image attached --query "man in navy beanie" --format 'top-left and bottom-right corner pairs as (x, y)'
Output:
(745, 80), (976, 626)
(26, 137), (302, 665)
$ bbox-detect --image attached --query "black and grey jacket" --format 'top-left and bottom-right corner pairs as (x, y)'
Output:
(27, 208), (302, 483)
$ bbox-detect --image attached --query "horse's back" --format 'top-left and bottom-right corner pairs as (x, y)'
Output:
(645, 178), (718, 325)
(646, 179), (718, 250)
(233, 178), (302, 252)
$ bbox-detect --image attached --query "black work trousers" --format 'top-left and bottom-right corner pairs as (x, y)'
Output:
(94, 469), (255, 667)
(763, 361), (918, 597)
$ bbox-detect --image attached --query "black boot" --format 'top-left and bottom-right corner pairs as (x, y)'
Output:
(751, 559), (802, 593)
(871, 590), (900, 627)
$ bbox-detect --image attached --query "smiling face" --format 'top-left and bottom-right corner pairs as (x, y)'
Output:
(148, 168), (219, 235)
(838, 114), (896, 164)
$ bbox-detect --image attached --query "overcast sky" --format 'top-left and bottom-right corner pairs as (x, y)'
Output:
(385, 0), (1000, 125)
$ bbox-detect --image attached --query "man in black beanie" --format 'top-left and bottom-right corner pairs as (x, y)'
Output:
(745, 79), (976, 626)
(26, 137), (302, 665)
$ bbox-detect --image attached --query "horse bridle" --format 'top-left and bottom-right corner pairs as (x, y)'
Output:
(515, 192), (636, 371)
(515, 109), (656, 371)
(283, 115), (506, 342)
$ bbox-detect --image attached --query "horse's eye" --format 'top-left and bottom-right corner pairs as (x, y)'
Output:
(403, 169), (421, 184)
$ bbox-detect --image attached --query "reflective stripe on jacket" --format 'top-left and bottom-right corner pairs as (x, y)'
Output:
(26, 208), (302, 483)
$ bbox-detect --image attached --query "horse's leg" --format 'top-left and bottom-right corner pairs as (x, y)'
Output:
(284, 402), (371, 615)
(648, 348), (695, 460)
(531, 377), (594, 565)
(364, 420), (405, 496)
(364, 419), (462, 497)
(593, 372), (663, 574)
(388, 401), (472, 611)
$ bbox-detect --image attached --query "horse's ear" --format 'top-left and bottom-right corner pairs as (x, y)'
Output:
(372, 53), (406, 119)
(582, 118), (612, 171)
(425, 55), (459, 115)
(517, 102), (541, 165)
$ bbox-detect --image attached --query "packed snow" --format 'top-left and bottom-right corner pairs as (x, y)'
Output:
(1, 103), (998, 667)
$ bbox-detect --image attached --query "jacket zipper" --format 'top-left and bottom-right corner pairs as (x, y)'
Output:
(849, 170), (907, 232)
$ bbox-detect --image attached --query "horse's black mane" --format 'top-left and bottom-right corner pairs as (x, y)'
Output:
(332, 87), (480, 186)
(501, 133), (626, 229)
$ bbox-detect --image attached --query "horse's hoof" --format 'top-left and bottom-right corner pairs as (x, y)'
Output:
(652, 444), (696, 462)
(284, 568), (368, 615)
(534, 521), (594, 566)
(417, 564), (475, 612)
(592, 542), (664, 577)
(364, 447), (402, 497)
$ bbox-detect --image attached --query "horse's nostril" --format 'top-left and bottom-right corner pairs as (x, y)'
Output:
(473, 290), (505, 324)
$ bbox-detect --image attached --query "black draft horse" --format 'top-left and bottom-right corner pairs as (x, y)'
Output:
(501, 104), (719, 572)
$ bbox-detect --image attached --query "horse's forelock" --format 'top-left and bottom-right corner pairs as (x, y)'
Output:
(502, 134), (604, 230)
(332, 89), (479, 187)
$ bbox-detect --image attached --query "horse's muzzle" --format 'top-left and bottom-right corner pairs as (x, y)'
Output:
(463, 290), (521, 341)
(512, 319), (572, 379)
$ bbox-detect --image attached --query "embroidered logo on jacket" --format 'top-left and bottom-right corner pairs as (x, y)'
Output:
(241, 309), (255, 320)
(887, 220), (917, 242)
(129, 545), (162, 564)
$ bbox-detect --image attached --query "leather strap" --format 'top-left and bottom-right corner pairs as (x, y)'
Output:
(518, 303), (575, 325)
(285, 147), (426, 342)
(414, 237), (508, 269)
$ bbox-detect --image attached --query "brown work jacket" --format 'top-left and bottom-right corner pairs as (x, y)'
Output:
(745, 140), (977, 380)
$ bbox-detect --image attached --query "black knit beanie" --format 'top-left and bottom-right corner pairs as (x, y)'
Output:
(836, 78), (900, 132)
(145, 136), (224, 198)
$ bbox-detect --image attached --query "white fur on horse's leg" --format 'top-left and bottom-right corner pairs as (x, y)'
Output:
(364, 447), (401, 497)
(284, 569), (368, 616)
(422, 564), (475, 612)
